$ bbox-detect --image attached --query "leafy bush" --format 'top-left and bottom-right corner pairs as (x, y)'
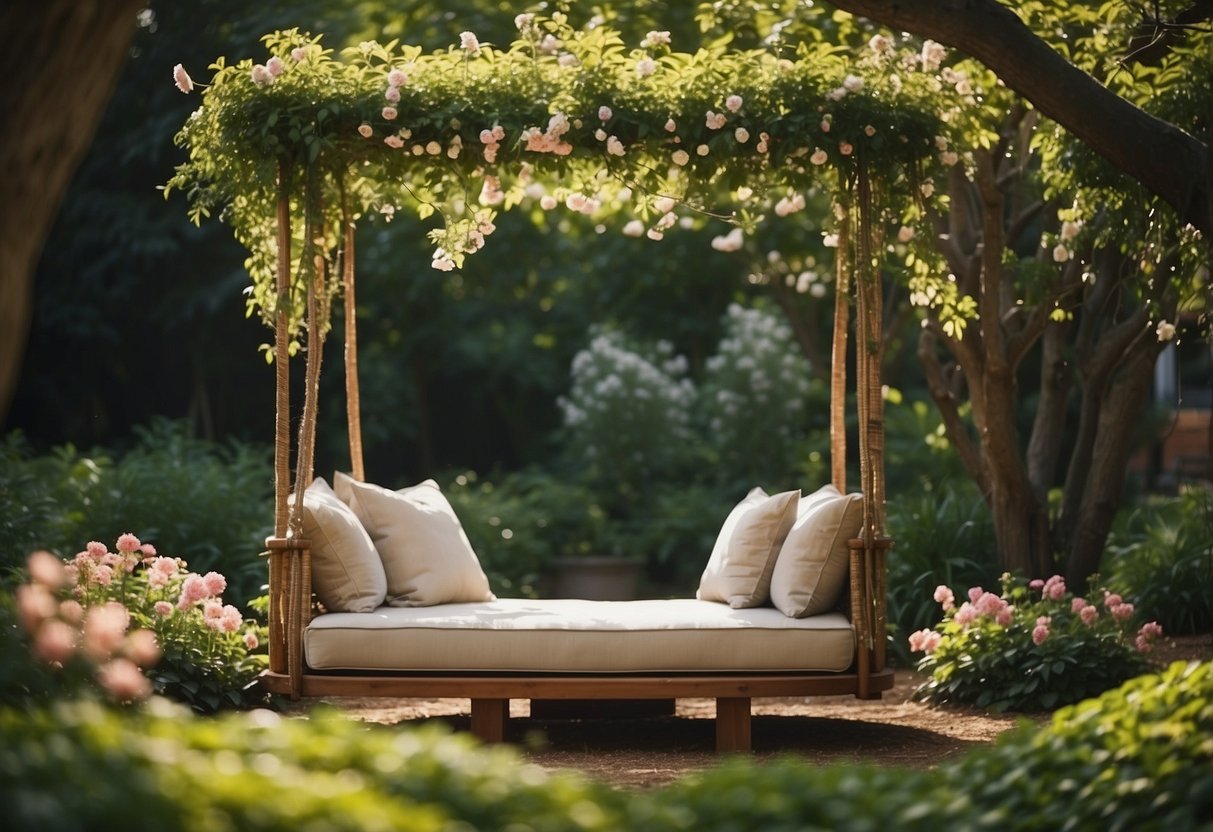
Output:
(445, 468), (610, 596)
(7, 539), (270, 713)
(696, 303), (821, 486)
(909, 573), (1161, 711)
(0, 420), (274, 606)
(2, 661), (1209, 831)
(885, 480), (1000, 665)
(1104, 486), (1213, 635)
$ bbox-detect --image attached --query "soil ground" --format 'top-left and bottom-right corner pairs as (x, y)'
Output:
(288, 633), (1212, 789)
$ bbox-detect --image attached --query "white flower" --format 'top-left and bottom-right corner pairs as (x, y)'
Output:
(920, 181), (936, 198)
(636, 58), (656, 77)
(425, 140), (441, 155)
(705, 111), (726, 130)
(941, 150), (959, 166)
(607, 136), (625, 157)
(539, 34), (562, 53)
(594, 128), (607, 141)
(1156, 321), (1177, 341)
(725, 94), (743, 113)
(897, 225), (915, 243)
(696, 143), (710, 156)
(558, 53), (578, 67)
(810, 148), (828, 165)
(843, 74), (864, 92)
(642, 30), (671, 48)
(1060, 220), (1082, 241)
(868, 34), (892, 54)
(514, 13), (534, 32)
(622, 219), (645, 237)
(711, 227), (744, 252)
(823, 233), (840, 248)
(598, 105), (613, 121)
(664, 118), (677, 132)
(921, 39), (947, 71)
(540, 195), (558, 211)
(654, 197), (676, 213)
(672, 149), (690, 166)
(460, 31), (481, 54)
(734, 127), (750, 143)
(1053, 244), (1070, 263)
(251, 64), (273, 86)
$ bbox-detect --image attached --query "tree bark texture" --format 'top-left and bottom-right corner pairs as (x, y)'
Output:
(0, 0), (142, 421)
(828, 0), (1211, 237)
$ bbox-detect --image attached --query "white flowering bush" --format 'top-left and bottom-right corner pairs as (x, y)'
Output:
(909, 573), (1162, 711)
(698, 303), (817, 483)
(558, 332), (697, 515)
(9, 538), (269, 713)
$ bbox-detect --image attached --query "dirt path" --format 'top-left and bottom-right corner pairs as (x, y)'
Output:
(292, 633), (1211, 789)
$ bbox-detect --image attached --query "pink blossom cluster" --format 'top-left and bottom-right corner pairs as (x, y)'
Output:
(479, 124), (506, 163)
(1135, 621), (1164, 653)
(177, 570), (226, 610)
(953, 587), (1014, 627)
(251, 55), (284, 87)
(521, 113), (573, 156)
(907, 628), (942, 653)
(1032, 615), (1051, 645)
(933, 584), (955, 611)
(204, 600), (244, 633)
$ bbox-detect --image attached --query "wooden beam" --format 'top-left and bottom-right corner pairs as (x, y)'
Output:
(715, 697), (752, 753)
(470, 698), (507, 744)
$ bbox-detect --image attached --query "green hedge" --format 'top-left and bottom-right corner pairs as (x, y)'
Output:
(2, 662), (1210, 831)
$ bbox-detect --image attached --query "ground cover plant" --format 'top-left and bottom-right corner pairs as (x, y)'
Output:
(909, 573), (1164, 711)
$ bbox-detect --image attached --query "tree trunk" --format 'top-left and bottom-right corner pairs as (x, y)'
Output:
(0, 0), (142, 422)
(1026, 319), (1072, 501)
(827, 0), (1210, 236)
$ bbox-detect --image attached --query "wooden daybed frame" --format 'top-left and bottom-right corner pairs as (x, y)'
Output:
(256, 163), (894, 753)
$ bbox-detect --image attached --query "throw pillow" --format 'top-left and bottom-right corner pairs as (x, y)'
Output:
(769, 484), (864, 617)
(334, 473), (495, 607)
(696, 487), (800, 608)
(298, 477), (387, 612)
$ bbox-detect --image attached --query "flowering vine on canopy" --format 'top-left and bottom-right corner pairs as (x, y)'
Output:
(165, 14), (963, 342)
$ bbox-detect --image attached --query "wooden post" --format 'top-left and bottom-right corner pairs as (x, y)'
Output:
(470, 698), (508, 744)
(716, 697), (752, 753)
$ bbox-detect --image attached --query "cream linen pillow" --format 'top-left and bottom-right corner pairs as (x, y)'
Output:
(769, 484), (864, 618)
(298, 477), (387, 613)
(334, 473), (495, 607)
(696, 487), (800, 608)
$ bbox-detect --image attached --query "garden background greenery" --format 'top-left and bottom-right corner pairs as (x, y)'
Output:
(0, 1), (1210, 828)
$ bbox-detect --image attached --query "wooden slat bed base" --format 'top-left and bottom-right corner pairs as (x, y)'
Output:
(260, 668), (895, 752)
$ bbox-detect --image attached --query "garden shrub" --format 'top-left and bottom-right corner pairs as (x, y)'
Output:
(1104, 487), (1213, 635)
(1, 661), (1208, 831)
(0, 420), (274, 606)
(909, 573), (1161, 711)
(884, 480), (1000, 665)
(7, 540), (270, 713)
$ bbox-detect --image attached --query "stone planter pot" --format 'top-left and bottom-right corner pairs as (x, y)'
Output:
(549, 556), (643, 601)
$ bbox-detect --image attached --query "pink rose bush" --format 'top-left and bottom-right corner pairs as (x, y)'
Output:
(12, 536), (269, 712)
(911, 573), (1162, 711)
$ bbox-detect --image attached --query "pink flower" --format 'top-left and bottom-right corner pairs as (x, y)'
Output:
(968, 587), (984, 603)
(734, 127), (750, 143)
(1080, 605), (1099, 626)
(33, 619), (77, 664)
(933, 585), (955, 611)
(101, 552), (122, 569)
(64, 564), (79, 584)
(1104, 592), (1123, 609)
(1111, 602), (1135, 621)
(358, 123), (373, 138)
(1135, 635), (1152, 653)
(1043, 575), (1066, 601)
(86, 541), (108, 560)
(27, 551), (66, 588)
(244, 631), (259, 650)
(153, 557), (178, 577)
(116, 533), (141, 554)
(664, 118), (677, 132)
(387, 68), (407, 88)
(204, 600), (224, 620)
(1071, 597), (1087, 612)
(1032, 623), (1050, 645)
(177, 574), (209, 609)
(202, 571), (227, 597)
(97, 658), (151, 702)
(908, 628), (931, 652)
(384, 85), (401, 103)
(839, 141), (854, 156)
(220, 605), (242, 633)
(125, 629), (161, 667)
(382, 106), (398, 121)
(173, 64), (194, 94)
(154, 601), (174, 617)
(140, 543), (157, 557)
(90, 564), (114, 587)
(975, 591), (1004, 617)
(1139, 621), (1163, 640)
(995, 607), (1013, 627)
(291, 47), (307, 62)
(83, 602), (130, 661)
(58, 599), (84, 624)
(598, 105), (612, 121)
(251, 64), (273, 86)
(725, 94), (743, 113)
(1029, 579), (1045, 591)
(266, 56), (285, 77)
(705, 111), (726, 130)
(954, 602), (978, 627)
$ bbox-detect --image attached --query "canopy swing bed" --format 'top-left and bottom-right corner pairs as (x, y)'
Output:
(170, 28), (937, 752)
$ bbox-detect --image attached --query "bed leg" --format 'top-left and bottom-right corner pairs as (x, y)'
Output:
(470, 698), (508, 744)
(716, 697), (751, 753)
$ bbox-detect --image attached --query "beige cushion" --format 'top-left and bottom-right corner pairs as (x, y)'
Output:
(770, 484), (864, 617)
(298, 477), (387, 613)
(334, 473), (494, 607)
(696, 487), (800, 608)
(305, 598), (855, 673)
